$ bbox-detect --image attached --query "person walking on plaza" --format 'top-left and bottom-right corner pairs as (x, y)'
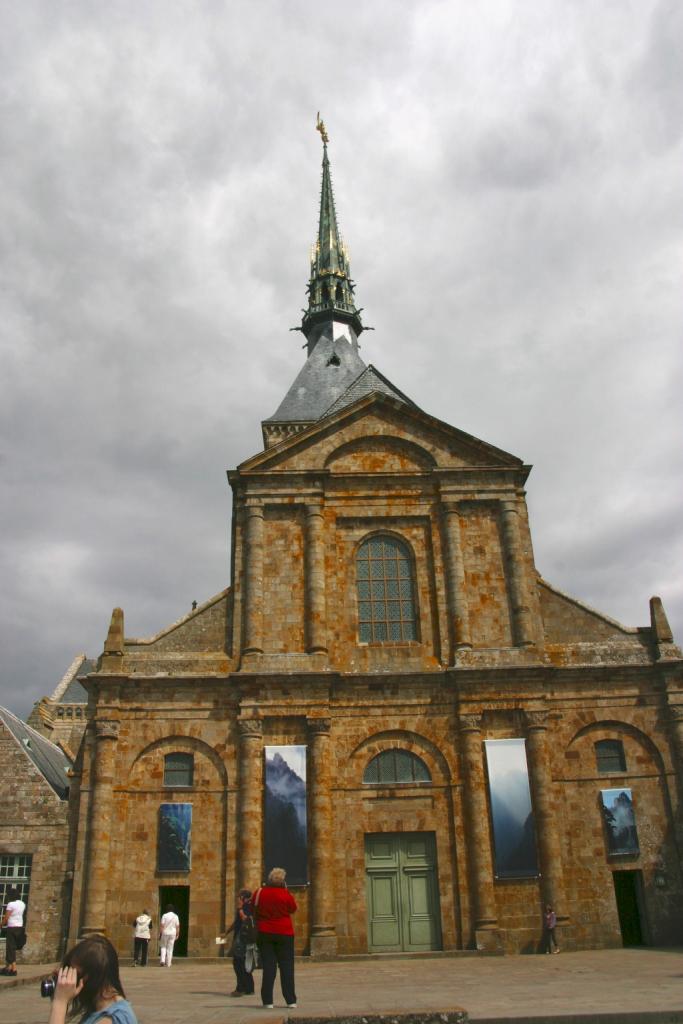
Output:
(542, 903), (560, 954)
(254, 867), (298, 1009)
(46, 933), (138, 1024)
(132, 909), (152, 966)
(158, 904), (180, 967)
(223, 889), (256, 996)
(1, 886), (26, 976)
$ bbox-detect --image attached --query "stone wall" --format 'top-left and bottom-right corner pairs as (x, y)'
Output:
(0, 720), (70, 962)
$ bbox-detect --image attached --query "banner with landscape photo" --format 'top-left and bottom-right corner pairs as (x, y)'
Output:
(601, 788), (639, 856)
(484, 738), (539, 879)
(264, 745), (307, 884)
(158, 802), (192, 872)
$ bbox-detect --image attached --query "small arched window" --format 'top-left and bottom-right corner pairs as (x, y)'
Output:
(356, 534), (417, 642)
(595, 739), (626, 773)
(164, 752), (194, 788)
(363, 749), (431, 784)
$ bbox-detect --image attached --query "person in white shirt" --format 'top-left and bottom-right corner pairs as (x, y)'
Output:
(2, 887), (26, 976)
(132, 910), (152, 966)
(158, 904), (180, 967)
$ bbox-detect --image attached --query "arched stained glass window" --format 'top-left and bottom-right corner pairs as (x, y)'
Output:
(363, 749), (431, 784)
(356, 535), (417, 642)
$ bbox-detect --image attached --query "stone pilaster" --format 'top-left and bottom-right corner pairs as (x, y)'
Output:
(304, 503), (327, 654)
(441, 502), (472, 656)
(237, 719), (264, 889)
(307, 717), (337, 956)
(243, 502), (264, 655)
(80, 719), (119, 936)
(500, 499), (533, 647)
(667, 706), (683, 789)
(524, 710), (566, 917)
(459, 714), (500, 950)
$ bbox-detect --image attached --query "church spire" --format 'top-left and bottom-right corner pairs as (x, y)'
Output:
(300, 115), (364, 354)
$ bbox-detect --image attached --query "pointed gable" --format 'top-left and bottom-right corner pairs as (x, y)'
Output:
(241, 391), (527, 477)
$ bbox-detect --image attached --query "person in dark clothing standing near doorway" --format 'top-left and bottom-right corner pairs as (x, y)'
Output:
(254, 868), (297, 1009)
(223, 889), (255, 996)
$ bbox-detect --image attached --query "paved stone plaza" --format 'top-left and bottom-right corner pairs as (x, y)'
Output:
(2, 949), (682, 1023)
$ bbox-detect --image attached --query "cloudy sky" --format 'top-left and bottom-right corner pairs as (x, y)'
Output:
(1, 1), (681, 720)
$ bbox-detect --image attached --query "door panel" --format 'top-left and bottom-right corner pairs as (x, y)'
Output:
(368, 872), (401, 948)
(365, 832), (441, 952)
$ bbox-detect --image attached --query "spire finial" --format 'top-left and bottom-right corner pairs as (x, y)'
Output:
(316, 111), (329, 145)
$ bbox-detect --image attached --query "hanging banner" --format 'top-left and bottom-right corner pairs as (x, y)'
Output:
(484, 739), (539, 879)
(264, 745), (308, 885)
(158, 803), (192, 872)
(601, 788), (639, 856)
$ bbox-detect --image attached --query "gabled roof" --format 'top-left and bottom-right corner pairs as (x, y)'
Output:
(322, 364), (418, 419)
(243, 389), (527, 475)
(0, 707), (72, 799)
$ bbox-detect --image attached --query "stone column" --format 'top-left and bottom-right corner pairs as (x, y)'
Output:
(80, 719), (119, 936)
(237, 719), (264, 889)
(441, 502), (472, 655)
(304, 503), (327, 654)
(524, 711), (566, 916)
(307, 717), (337, 956)
(243, 502), (264, 655)
(459, 714), (500, 949)
(500, 499), (533, 647)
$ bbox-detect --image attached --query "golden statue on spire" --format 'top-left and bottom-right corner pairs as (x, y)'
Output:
(316, 112), (329, 145)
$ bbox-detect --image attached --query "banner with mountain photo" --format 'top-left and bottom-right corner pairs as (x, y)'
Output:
(484, 738), (539, 879)
(157, 803), (192, 872)
(264, 745), (308, 884)
(600, 788), (639, 856)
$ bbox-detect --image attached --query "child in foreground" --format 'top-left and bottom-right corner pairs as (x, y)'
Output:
(47, 934), (138, 1024)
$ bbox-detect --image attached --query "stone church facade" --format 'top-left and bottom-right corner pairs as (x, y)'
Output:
(64, 128), (683, 958)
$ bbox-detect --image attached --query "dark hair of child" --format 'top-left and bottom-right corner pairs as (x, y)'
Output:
(164, 903), (175, 913)
(62, 934), (125, 1021)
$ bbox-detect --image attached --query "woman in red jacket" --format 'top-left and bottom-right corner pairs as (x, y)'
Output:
(254, 867), (298, 1008)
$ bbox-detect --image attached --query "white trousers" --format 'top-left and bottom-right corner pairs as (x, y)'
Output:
(159, 934), (176, 966)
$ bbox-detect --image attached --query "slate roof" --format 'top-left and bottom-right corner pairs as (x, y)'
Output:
(264, 330), (368, 424)
(322, 364), (419, 419)
(0, 707), (72, 799)
(60, 670), (92, 704)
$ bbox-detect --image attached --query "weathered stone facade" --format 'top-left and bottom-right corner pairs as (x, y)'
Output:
(0, 710), (72, 962)
(62, 136), (683, 957)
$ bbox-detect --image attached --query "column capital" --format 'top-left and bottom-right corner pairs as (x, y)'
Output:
(237, 718), (263, 738)
(307, 717), (331, 736)
(669, 705), (683, 723)
(441, 500), (462, 517)
(525, 709), (550, 731)
(500, 497), (519, 515)
(305, 501), (324, 517)
(95, 719), (119, 741)
(244, 499), (264, 516)
(459, 713), (483, 733)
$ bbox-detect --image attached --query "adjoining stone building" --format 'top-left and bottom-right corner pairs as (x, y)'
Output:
(0, 707), (72, 962)
(65, 127), (683, 957)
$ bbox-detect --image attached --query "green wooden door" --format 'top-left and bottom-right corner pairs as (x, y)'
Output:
(365, 832), (441, 952)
